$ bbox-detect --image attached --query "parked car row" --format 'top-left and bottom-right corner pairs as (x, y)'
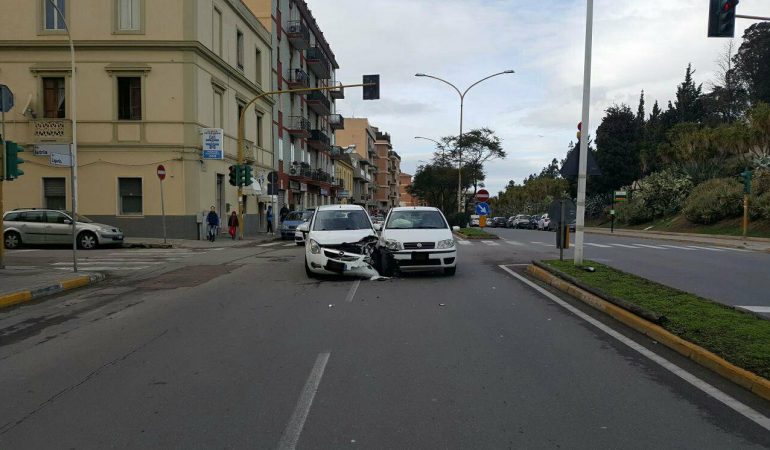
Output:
(3, 208), (124, 249)
(481, 213), (565, 231)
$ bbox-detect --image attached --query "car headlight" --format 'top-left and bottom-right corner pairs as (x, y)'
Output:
(437, 239), (455, 249)
(309, 239), (321, 254)
(384, 239), (402, 251)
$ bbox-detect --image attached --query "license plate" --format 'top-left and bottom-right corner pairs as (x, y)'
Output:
(412, 252), (429, 262)
(325, 260), (346, 273)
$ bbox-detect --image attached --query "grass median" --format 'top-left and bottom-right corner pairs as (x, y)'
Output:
(544, 260), (770, 380)
(455, 228), (498, 239)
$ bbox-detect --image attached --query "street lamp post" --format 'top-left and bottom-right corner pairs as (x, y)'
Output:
(415, 70), (514, 213)
(48, 0), (79, 272)
(414, 136), (446, 159)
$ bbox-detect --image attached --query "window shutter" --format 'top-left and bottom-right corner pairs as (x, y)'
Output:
(44, 178), (66, 197)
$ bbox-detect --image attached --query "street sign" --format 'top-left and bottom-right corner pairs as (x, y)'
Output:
(201, 128), (224, 160)
(476, 189), (490, 202)
(157, 164), (166, 181)
(614, 190), (627, 202)
(548, 199), (576, 225)
(33, 143), (69, 156)
(0, 85), (14, 113)
(475, 202), (490, 216)
(50, 152), (72, 167)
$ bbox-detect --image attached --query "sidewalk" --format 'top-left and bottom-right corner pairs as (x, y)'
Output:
(586, 227), (770, 252)
(0, 267), (105, 310)
(123, 232), (280, 249)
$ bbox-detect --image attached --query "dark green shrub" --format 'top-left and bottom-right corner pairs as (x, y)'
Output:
(683, 178), (743, 224)
(615, 199), (653, 225)
(447, 212), (469, 228)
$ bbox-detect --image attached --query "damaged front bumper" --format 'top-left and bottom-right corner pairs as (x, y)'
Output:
(307, 245), (380, 278)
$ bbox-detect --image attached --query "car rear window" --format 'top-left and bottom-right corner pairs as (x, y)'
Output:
(386, 210), (448, 229)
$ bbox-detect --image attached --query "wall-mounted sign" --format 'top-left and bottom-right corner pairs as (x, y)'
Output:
(289, 180), (301, 191)
(300, 183), (308, 192)
(338, 190), (350, 198)
(50, 152), (72, 167)
(201, 128), (224, 160)
(320, 188), (329, 196)
(34, 143), (69, 156)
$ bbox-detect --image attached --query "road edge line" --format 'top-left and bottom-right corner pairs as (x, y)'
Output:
(524, 263), (770, 403)
(0, 273), (106, 311)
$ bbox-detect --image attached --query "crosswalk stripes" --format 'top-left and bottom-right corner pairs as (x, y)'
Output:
(283, 243), (296, 247)
(686, 245), (724, 252)
(448, 238), (746, 254)
(585, 243), (612, 248)
(481, 240), (500, 246)
(530, 242), (552, 247)
(505, 240), (524, 246)
(258, 242), (281, 247)
(660, 245), (698, 251)
(609, 243), (640, 249)
(456, 240), (471, 246)
(51, 248), (204, 272)
(633, 243), (668, 249)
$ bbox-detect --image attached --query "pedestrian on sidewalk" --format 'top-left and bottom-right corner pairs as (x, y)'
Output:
(280, 204), (289, 222)
(228, 211), (239, 240)
(267, 205), (274, 233)
(206, 206), (220, 242)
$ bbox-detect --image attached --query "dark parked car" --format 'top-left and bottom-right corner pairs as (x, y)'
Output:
(492, 217), (508, 228)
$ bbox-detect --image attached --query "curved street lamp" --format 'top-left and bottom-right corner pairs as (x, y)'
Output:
(414, 135), (447, 159)
(415, 70), (514, 212)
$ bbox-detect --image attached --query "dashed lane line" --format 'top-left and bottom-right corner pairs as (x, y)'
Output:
(481, 240), (500, 246)
(277, 352), (331, 450)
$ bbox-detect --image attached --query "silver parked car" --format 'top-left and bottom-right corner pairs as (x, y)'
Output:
(3, 209), (124, 250)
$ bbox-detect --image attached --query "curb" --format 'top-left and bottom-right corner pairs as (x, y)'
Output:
(0, 273), (106, 311)
(122, 243), (174, 249)
(526, 263), (770, 402)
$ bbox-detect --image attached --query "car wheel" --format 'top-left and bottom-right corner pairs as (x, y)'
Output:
(4, 231), (21, 249)
(444, 267), (456, 276)
(77, 231), (98, 250)
(305, 256), (318, 279)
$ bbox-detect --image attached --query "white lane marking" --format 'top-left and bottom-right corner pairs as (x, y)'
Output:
(498, 265), (770, 432)
(456, 240), (472, 246)
(345, 280), (361, 303)
(687, 245), (724, 252)
(51, 261), (162, 266)
(505, 240), (524, 246)
(634, 244), (668, 250)
(610, 244), (640, 249)
(259, 242), (281, 247)
(660, 245), (698, 251)
(56, 266), (146, 271)
(7, 249), (39, 253)
(481, 240), (500, 246)
(277, 352), (331, 450)
(738, 306), (770, 313)
(284, 243), (296, 247)
(585, 243), (612, 248)
(531, 242), (552, 247)
(210, 248), (225, 251)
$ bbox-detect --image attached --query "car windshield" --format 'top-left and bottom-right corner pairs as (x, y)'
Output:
(285, 212), (305, 221)
(312, 210), (371, 231)
(385, 210), (448, 229)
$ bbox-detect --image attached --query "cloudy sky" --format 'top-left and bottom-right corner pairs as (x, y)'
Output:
(310, 0), (766, 195)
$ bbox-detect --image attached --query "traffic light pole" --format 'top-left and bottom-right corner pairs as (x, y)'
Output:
(1, 110), (5, 269)
(236, 82), (375, 240)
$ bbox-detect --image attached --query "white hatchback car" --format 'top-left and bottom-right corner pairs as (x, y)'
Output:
(301, 204), (379, 278)
(379, 206), (457, 276)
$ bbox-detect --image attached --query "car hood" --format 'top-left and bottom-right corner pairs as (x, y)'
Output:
(380, 228), (453, 242)
(309, 229), (377, 246)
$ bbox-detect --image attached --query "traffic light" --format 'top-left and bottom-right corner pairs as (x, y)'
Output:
(740, 168), (752, 194)
(242, 165), (253, 186)
(228, 165), (238, 186)
(4, 140), (24, 180)
(363, 74), (380, 100)
(708, 0), (739, 38)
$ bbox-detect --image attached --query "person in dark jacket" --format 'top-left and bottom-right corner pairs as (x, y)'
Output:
(266, 205), (273, 233)
(206, 206), (220, 242)
(228, 211), (239, 240)
(280, 204), (289, 222)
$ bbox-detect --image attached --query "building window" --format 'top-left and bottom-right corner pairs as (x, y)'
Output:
(236, 30), (244, 70)
(213, 7), (222, 56)
(118, 77), (142, 120)
(255, 48), (262, 85)
(43, 177), (66, 210)
(256, 114), (263, 147)
(43, 77), (65, 118)
(116, 0), (140, 31)
(213, 90), (223, 128)
(44, 0), (66, 31)
(237, 103), (244, 125)
(118, 178), (143, 215)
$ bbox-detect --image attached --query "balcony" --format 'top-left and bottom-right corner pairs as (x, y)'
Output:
(286, 68), (310, 90)
(354, 168), (366, 180)
(306, 47), (331, 79)
(329, 81), (344, 99)
(329, 114), (344, 130)
(288, 163), (313, 178)
(286, 20), (310, 49)
(29, 118), (72, 143)
(307, 129), (330, 152)
(306, 91), (331, 116)
(330, 145), (344, 158)
(287, 115), (311, 138)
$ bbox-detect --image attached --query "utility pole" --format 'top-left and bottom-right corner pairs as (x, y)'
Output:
(574, 0), (594, 266)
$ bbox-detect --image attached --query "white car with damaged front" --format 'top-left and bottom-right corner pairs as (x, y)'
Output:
(301, 205), (379, 278)
(379, 207), (457, 276)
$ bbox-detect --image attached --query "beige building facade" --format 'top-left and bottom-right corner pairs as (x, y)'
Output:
(0, 0), (273, 239)
(334, 117), (377, 207)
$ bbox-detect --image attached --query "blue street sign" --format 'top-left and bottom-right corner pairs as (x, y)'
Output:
(0, 85), (14, 113)
(475, 202), (490, 215)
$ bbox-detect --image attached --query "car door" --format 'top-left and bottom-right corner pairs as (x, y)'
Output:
(17, 211), (46, 244)
(44, 211), (74, 244)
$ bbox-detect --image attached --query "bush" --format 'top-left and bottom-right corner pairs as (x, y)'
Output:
(586, 193), (612, 218)
(752, 169), (770, 196)
(633, 169), (694, 218)
(447, 212), (469, 228)
(683, 178), (743, 224)
(750, 193), (770, 220)
(615, 198), (654, 225)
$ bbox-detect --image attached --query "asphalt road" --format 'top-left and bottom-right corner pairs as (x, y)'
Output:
(486, 227), (770, 317)
(1, 241), (769, 448)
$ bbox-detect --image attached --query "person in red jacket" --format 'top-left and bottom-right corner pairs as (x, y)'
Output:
(228, 211), (239, 240)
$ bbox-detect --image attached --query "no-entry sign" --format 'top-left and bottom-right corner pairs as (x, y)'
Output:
(476, 189), (490, 202)
(157, 164), (166, 181)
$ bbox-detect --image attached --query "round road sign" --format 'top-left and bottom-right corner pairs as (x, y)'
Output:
(476, 189), (490, 202)
(157, 164), (166, 181)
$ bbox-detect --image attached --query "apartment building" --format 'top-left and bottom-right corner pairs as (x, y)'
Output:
(247, 0), (343, 211)
(0, 0), (273, 239)
(399, 173), (417, 206)
(373, 129), (400, 210)
(335, 117), (378, 208)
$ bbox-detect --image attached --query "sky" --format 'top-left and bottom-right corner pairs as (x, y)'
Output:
(309, 0), (767, 196)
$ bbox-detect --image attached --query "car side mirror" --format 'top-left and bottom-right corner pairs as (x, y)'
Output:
(452, 226), (460, 231)
(297, 223), (309, 232)
(63, 219), (72, 225)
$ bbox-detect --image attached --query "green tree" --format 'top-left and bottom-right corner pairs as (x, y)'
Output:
(594, 104), (641, 193)
(671, 63), (704, 124)
(733, 22), (770, 105)
(702, 41), (748, 126)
